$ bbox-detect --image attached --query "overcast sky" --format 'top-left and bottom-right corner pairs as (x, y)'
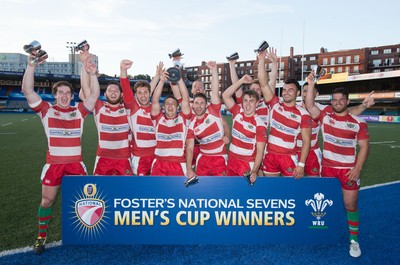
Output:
(1, 0), (399, 77)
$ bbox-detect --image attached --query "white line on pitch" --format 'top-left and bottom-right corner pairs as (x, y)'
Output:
(0, 133), (17, 135)
(370, 141), (396, 144)
(21, 119), (28, 121)
(0, 240), (62, 257)
(1, 123), (13, 127)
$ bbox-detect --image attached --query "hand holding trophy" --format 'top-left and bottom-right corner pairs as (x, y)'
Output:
(313, 65), (326, 82)
(23, 40), (48, 65)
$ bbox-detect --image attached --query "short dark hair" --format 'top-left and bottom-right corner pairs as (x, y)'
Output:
(284, 78), (301, 91)
(193, 92), (207, 102)
(133, 80), (151, 93)
(243, 89), (260, 102)
(164, 94), (179, 106)
(52, 81), (74, 95)
(332, 87), (349, 99)
(106, 81), (122, 93)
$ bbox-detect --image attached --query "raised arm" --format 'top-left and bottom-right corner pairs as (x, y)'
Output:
(120, 59), (134, 103)
(228, 58), (241, 99)
(149, 61), (164, 95)
(82, 56), (100, 112)
(21, 58), (42, 105)
(348, 91), (375, 115)
(206, 61), (220, 104)
(257, 50), (274, 102)
(151, 70), (167, 116)
(79, 51), (91, 101)
(266, 47), (278, 91)
(294, 127), (311, 179)
(304, 72), (321, 119)
(177, 78), (191, 115)
(222, 74), (253, 110)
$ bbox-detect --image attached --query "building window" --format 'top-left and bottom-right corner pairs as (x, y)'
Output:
(354, 55), (359, 63)
(322, 58), (328, 65)
(371, 50), (379, 55)
(373, 59), (381, 67)
(346, 66), (350, 72)
(330, 67), (335, 74)
(246, 62), (252, 66)
(338, 57), (343, 64)
(337, 67), (342, 73)
(354, 66), (359, 72)
(346, 56), (351, 63)
(384, 49), (391, 54)
(279, 62), (284, 69)
(309, 56), (316, 61)
(330, 58), (335, 65)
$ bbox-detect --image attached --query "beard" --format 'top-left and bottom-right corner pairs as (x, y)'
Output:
(333, 104), (347, 113)
(106, 95), (122, 105)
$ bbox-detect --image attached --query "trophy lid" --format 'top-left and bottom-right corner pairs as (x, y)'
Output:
(254, 40), (269, 53)
(23, 40), (41, 54)
(169, 48), (184, 59)
(226, 52), (239, 61)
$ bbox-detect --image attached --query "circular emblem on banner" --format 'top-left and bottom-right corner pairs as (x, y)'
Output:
(83, 183), (97, 197)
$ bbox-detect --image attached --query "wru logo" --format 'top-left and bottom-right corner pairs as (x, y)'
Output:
(305, 193), (333, 220)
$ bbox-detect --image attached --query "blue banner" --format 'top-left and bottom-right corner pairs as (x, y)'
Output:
(62, 176), (345, 245)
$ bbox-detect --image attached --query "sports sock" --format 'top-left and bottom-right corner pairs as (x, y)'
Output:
(38, 205), (52, 238)
(347, 209), (359, 242)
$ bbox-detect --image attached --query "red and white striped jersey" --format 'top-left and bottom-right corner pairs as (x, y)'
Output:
(228, 104), (267, 162)
(120, 78), (156, 157)
(151, 111), (192, 162)
(31, 100), (90, 164)
(296, 102), (331, 151)
(187, 103), (226, 156)
(266, 95), (311, 155)
(236, 95), (269, 126)
(93, 100), (130, 159)
(317, 111), (369, 168)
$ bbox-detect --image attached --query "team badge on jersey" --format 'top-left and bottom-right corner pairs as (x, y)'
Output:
(329, 118), (335, 125)
(346, 122), (355, 129)
(70, 112), (77, 118)
(289, 112), (298, 119)
(205, 118), (210, 125)
(54, 111), (60, 117)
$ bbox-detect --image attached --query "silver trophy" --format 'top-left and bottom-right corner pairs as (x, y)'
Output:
(167, 48), (184, 82)
(23, 40), (48, 65)
(75, 40), (90, 52)
(243, 170), (254, 185)
(313, 65), (326, 82)
(254, 40), (269, 53)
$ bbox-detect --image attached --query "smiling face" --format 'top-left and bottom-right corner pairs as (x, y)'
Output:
(242, 91), (259, 117)
(331, 93), (349, 114)
(191, 81), (204, 95)
(193, 96), (207, 117)
(105, 84), (122, 105)
(135, 86), (151, 107)
(54, 85), (73, 109)
(282, 83), (299, 105)
(163, 97), (178, 118)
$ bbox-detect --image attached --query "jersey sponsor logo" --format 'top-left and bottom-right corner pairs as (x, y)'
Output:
(49, 129), (81, 137)
(198, 132), (222, 145)
(232, 129), (253, 143)
(324, 135), (353, 147)
(271, 120), (296, 135)
(158, 132), (183, 140)
(138, 126), (155, 133)
(101, 124), (129, 132)
(72, 183), (108, 238)
(305, 193), (333, 228)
